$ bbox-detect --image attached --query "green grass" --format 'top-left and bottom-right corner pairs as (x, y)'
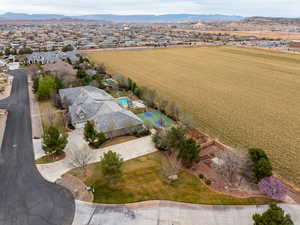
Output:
(68, 152), (270, 205)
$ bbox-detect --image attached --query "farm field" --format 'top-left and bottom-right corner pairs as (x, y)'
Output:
(85, 46), (300, 188)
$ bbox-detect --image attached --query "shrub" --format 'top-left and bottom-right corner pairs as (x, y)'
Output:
(198, 174), (204, 179)
(253, 203), (294, 225)
(205, 179), (212, 185)
(101, 151), (123, 185)
(258, 177), (287, 201)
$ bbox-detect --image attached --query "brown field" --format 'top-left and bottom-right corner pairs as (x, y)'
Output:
(85, 46), (300, 188)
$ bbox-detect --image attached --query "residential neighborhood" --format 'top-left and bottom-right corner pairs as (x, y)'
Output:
(0, 7), (299, 225)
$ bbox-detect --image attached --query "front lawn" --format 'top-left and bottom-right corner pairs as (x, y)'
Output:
(68, 152), (270, 205)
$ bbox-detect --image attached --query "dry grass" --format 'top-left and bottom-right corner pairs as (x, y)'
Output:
(85, 46), (300, 187)
(68, 152), (269, 205)
(39, 100), (65, 130)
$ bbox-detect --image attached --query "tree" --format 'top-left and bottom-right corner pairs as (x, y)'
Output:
(62, 44), (74, 52)
(253, 203), (294, 225)
(101, 151), (123, 185)
(18, 47), (33, 55)
(84, 120), (107, 147)
(165, 126), (186, 151)
(253, 157), (273, 182)
(258, 177), (287, 201)
(4, 48), (10, 56)
(178, 138), (200, 168)
(42, 126), (68, 155)
(84, 121), (98, 146)
(213, 150), (246, 187)
(37, 76), (57, 100)
(68, 143), (93, 171)
(249, 148), (272, 182)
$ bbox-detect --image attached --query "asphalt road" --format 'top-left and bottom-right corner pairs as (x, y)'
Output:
(0, 69), (75, 225)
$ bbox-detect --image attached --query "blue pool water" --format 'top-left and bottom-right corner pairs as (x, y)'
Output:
(117, 97), (129, 108)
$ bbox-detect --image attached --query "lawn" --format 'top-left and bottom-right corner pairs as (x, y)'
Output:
(85, 46), (300, 188)
(68, 152), (269, 205)
(39, 100), (65, 130)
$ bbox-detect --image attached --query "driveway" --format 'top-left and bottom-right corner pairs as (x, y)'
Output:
(37, 132), (157, 182)
(0, 69), (75, 225)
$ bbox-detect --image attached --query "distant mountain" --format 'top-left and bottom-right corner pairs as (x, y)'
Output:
(0, 12), (66, 20)
(0, 12), (243, 22)
(75, 14), (244, 22)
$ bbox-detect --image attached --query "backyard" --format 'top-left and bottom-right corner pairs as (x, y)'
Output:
(85, 46), (300, 188)
(68, 152), (269, 205)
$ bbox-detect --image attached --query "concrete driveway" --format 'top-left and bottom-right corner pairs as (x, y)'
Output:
(37, 132), (157, 182)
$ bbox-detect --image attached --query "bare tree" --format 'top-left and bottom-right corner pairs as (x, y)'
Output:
(212, 150), (245, 188)
(160, 151), (181, 183)
(68, 143), (93, 171)
(180, 113), (194, 130)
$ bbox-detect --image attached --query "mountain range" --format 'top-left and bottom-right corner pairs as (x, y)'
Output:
(0, 12), (243, 22)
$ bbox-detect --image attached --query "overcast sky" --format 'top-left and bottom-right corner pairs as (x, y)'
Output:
(0, 0), (299, 17)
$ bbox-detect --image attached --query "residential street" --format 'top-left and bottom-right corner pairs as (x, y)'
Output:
(0, 69), (75, 225)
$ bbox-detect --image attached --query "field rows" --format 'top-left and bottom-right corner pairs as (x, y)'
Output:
(86, 46), (300, 187)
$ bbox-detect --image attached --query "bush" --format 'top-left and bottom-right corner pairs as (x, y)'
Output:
(205, 179), (212, 185)
(258, 177), (287, 201)
(253, 203), (294, 225)
(101, 150), (123, 185)
(198, 174), (204, 179)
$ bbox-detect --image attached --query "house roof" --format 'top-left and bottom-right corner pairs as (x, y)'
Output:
(59, 86), (143, 133)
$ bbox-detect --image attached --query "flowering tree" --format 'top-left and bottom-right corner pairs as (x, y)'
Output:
(258, 177), (287, 201)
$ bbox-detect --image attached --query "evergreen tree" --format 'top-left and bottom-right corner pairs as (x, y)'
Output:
(42, 126), (68, 155)
(101, 150), (123, 185)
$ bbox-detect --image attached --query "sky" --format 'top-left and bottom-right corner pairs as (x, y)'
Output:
(0, 0), (299, 17)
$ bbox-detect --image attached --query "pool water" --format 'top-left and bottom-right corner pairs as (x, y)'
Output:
(117, 97), (129, 108)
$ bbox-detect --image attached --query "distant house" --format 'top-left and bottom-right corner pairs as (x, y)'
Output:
(25, 50), (79, 65)
(59, 86), (144, 138)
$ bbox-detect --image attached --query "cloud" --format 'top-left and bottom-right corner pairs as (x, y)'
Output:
(0, 0), (298, 17)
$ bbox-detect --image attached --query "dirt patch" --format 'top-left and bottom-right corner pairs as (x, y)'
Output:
(57, 173), (93, 202)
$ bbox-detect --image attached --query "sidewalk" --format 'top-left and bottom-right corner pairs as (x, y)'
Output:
(72, 200), (300, 225)
(37, 133), (157, 182)
(28, 77), (43, 139)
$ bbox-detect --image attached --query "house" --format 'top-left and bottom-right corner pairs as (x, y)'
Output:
(59, 86), (144, 138)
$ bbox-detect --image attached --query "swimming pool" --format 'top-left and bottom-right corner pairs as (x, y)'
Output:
(117, 97), (129, 108)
